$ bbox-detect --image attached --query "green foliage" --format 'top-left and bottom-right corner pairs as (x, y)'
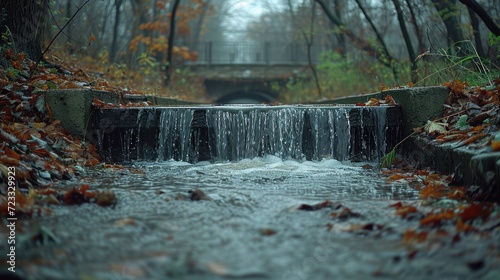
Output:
(414, 40), (499, 87)
(455, 115), (468, 130)
(1, 8), (14, 52)
(134, 51), (162, 88)
(277, 52), (410, 103)
(98, 49), (109, 65)
(380, 148), (395, 168)
(489, 33), (500, 59)
(138, 51), (158, 69)
(168, 67), (206, 100)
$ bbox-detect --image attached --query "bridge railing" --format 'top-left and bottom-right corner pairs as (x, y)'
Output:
(187, 42), (326, 66)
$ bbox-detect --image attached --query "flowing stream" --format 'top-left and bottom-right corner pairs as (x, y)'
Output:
(5, 105), (499, 279)
(8, 157), (499, 279)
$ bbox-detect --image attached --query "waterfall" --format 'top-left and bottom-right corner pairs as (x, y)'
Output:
(206, 107), (306, 161)
(157, 109), (194, 162)
(93, 105), (399, 163)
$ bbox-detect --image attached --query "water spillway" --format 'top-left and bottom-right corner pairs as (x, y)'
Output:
(92, 105), (402, 163)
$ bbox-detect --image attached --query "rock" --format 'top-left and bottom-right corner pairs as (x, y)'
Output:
(188, 189), (210, 201)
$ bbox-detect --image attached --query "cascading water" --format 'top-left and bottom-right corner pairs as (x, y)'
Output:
(157, 109), (194, 162)
(92, 105), (401, 163)
(162, 106), (393, 162)
(206, 107), (307, 161)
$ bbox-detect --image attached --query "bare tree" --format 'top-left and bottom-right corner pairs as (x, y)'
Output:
(110, 0), (124, 62)
(0, 0), (50, 61)
(405, 0), (425, 53)
(165, 0), (181, 86)
(459, 0), (500, 36)
(430, 0), (465, 50)
(391, 0), (417, 82)
(288, 0), (321, 97)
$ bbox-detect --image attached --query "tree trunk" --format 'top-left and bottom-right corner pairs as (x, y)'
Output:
(110, 0), (123, 62)
(306, 0), (321, 98)
(128, 0), (148, 66)
(354, 0), (397, 80)
(430, 0), (465, 50)
(459, 0), (500, 36)
(332, 0), (346, 55)
(165, 0), (181, 86)
(314, 0), (395, 69)
(288, 0), (321, 98)
(0, 0), (49, 61)
(66, 0), (72, 51)
(391, 0), (417, 82)
(467, 6), (485, 58)
(405, 0), (425, 53)
(189, 0), (210, 50)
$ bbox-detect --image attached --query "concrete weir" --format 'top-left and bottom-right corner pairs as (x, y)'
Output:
(92, 105), (402, 163)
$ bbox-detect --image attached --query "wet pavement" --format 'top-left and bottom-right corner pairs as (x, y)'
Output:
(3, 156), (500, 280)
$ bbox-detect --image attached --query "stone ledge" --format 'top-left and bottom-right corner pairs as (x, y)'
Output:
(410, 136), (499, 200)
(44, 89), (199, 140)
(327, 86), (450, 136)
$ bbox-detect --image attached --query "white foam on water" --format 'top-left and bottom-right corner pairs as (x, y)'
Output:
(181, 154), (361, 178)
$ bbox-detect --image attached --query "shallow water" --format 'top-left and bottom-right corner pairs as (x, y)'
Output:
(4, 156), (500, 279)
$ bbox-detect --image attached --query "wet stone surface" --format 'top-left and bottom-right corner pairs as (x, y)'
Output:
(6, 156), (500, 280)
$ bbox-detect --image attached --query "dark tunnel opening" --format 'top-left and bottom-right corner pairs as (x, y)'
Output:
(215, 91), (276, 104)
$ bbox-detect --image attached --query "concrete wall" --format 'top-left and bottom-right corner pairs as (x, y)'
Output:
(44, 89), (198, 141)
(322, 86), (450, 136)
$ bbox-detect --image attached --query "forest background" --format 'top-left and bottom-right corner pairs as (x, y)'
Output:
(2, 0), (499, 103)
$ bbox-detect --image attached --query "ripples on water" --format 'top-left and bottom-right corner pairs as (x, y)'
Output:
(111, 155), (419, 201)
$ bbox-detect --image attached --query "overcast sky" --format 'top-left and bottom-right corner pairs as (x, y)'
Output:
(224, 0), (284, 40)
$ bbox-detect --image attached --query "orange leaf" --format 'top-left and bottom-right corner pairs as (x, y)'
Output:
(84, 157), (100, 167)
(384, 94), (396, 105)
(14, 130), (32, 143)
(447, 187), (466, 199)
(33, 148), (49, 157)
(396, 205), (418, 218)
(416, 170), (429, 176)
(37, 188), (58, 195)
(387, 174), (409, 181)
(403, 229), (428, 243)
(365, 98), (380, 106)
(456, 219), (474, 233)
(80, 184), (90, 193)
(459, 203), (490, 222)
(463, 133), (485, 145)
(4, 147), (21, 160)
(419, 210), (455, 226)
(492, 141), (500, 151)
(88, 35), (97, 44)
(388, 202), (403, 209)
(419, 183), (447, 199)
(0, 155), (19, 166)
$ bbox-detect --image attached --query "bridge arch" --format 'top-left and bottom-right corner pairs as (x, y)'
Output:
(215, 90), (276, 104)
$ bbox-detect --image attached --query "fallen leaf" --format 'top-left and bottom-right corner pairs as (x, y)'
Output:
(96, 189), (117, 207)
(298, 200), (339, 211)
(403, 229), (428, 243)
(424, 120), (447, 134)
(259, 228), (277, 236)
(459, 203), (490, 222)
(419, 210), (455, 226)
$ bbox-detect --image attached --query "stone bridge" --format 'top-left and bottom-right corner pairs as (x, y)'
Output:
(186, 42), (325, 104)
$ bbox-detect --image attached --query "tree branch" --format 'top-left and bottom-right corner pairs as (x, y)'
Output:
(37, 0), (91, 65)
(459, 0), (500, 36)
